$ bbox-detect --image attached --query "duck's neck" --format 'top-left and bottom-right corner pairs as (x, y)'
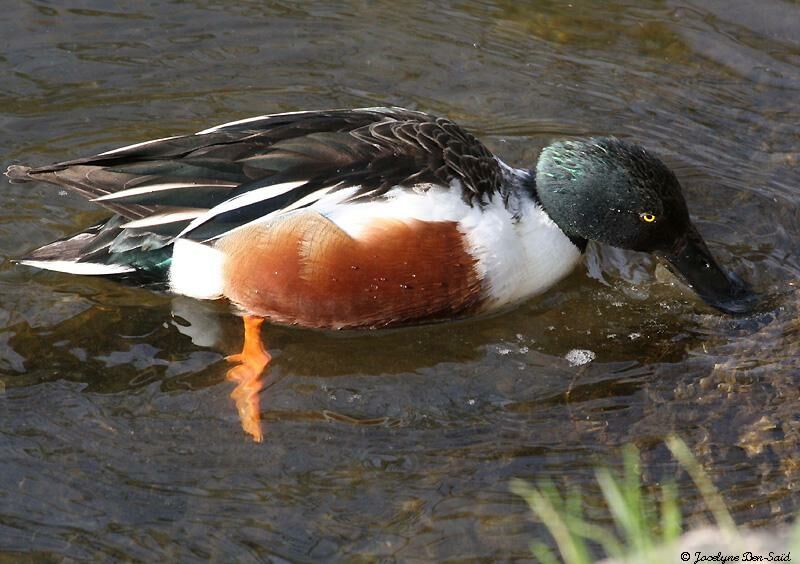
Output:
(477, 184), (582, 309)
(496, 160), (538, 217)
(499, 161), (588, 252)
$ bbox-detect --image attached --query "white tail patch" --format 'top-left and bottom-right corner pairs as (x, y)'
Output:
(97, 136), (183, 156)
(178, 180), (308, 239)
(168, 239), (225, 299)
(93, 182), (236, 202)
(19, 259), (135, 275)
(122, 209), (206, 229)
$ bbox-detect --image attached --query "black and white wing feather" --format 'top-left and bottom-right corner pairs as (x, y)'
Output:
(5, 107), (504, 273)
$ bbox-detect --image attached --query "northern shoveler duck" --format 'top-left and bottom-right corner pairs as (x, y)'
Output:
(5, 107), (754, 440)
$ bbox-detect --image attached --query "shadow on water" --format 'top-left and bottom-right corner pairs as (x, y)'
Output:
(1, 0), (799, 560)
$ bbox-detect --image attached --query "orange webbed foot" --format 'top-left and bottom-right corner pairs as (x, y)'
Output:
(226, 316), (270, 442)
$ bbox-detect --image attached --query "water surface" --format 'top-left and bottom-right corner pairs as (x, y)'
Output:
(1, 0), (799, 560)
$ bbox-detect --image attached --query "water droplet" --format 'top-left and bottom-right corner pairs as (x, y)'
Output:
(565, 349), (595, 366)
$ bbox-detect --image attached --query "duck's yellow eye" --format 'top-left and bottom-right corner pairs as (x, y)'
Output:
(640, 212), (656, 223)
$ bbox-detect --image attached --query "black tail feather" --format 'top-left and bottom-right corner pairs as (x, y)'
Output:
(21, 219), (120, 262)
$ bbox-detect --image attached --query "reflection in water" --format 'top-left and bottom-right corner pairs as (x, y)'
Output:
(1, 0), (799, 560)
(225, 316), (270, 442)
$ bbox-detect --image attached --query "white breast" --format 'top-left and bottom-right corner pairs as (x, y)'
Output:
(463, 195), (582, 310)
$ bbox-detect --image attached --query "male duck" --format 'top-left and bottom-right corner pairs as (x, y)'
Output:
(6, 107), (753, 439)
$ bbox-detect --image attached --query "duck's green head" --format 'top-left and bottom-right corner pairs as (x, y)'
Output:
(536, 137), (754, 314)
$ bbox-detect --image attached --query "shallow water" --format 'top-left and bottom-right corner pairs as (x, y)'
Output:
(1, 0), (799, 560)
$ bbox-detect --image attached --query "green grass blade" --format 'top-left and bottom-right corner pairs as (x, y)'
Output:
(659, 481), (682, 544)
(511, 479), (592, 564)
(666, 436), (736, 533)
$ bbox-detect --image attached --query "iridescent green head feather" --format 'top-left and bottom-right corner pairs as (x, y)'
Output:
(536, 137), (690, 252)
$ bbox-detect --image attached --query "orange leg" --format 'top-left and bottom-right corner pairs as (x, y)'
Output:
(226, 315), (270, 442)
